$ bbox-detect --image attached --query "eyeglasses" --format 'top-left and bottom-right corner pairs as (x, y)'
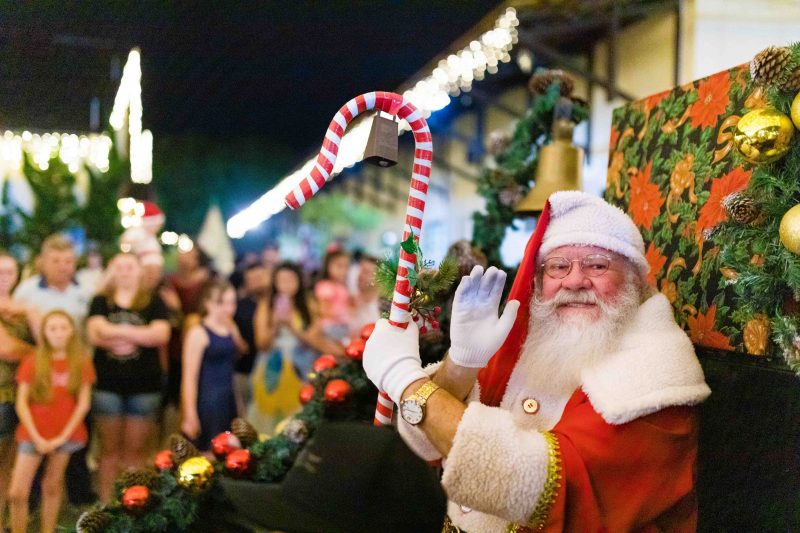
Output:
(541, 254), (612, 279)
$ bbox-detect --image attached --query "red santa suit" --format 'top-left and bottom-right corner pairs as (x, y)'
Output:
(398, 194), (711, 532)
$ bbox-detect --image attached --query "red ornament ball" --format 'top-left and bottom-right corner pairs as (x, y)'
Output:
(299, 383), (315, 404)
(225, 449), (253, 479)
(433, 306), (442, 315)
(312, 354), (338, 373)
(360, 323), (376, 340)
(324, 379), (352, 403)
(154, 449), (174, 471)
(210, 431), (242, 460)
(122, 485), (151, 515)
(345, 338), (366, 361)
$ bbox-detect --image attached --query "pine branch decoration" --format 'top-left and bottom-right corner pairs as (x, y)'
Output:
(375, 249), (458, 318)
(712, 44), (800, 366)
(473, 78), (588, 267)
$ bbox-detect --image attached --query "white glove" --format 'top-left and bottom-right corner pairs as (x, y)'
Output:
(362, 319), (429, 404)
(449, 265), (520, 368)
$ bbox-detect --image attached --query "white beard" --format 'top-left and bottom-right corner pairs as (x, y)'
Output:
(518, 281), (641, 397)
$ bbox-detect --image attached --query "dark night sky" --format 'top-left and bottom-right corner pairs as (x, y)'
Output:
(0, 1), (500, 237)
(0, 1), (500, 151)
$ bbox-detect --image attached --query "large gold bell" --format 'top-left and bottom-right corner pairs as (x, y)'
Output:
(515, 119), (583, 215)
(363, 113), (398, 168)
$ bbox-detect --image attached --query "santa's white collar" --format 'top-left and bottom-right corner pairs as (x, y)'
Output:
(578, 293), (711, 425)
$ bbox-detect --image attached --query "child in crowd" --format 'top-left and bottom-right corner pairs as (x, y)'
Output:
(314, 249), (352, 346)
(8, 310), (94, 533)
(251, 262), (342, 434)
(181, 281), (246, 451)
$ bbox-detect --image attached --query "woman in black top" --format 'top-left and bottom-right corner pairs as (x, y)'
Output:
(86, 253), (170, 503)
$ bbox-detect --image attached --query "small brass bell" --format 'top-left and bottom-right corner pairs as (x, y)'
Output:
(364, 113), (398, 168)
(515, 107), (584, 215)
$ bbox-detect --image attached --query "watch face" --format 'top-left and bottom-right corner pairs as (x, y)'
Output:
(401, 399), (423, 425)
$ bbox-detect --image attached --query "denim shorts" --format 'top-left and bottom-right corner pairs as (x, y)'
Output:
(92, 390), (162, 419)
(0, 403), (17, 440)
(18, 440), (84, 455)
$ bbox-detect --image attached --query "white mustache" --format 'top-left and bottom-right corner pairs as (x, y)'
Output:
(551, 290), (598, 306)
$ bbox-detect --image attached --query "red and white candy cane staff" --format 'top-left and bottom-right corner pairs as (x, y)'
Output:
(284, 91), (431, 427)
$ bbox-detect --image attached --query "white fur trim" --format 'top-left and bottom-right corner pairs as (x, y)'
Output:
(581, 293), (711, 425)
(442, 402), (549, 524)
(539, 191), (648, 276)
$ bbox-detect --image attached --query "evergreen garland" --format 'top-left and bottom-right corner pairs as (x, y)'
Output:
(85, 234), (458, 530)
(77, 357), (377, 532)
(711, 42), (800, 368)
(472, 75), (589, 267)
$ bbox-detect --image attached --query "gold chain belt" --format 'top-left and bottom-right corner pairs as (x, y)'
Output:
(443, 515), (466, 533)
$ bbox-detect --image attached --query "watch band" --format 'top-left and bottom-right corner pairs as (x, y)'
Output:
(411, 380), (440, 405)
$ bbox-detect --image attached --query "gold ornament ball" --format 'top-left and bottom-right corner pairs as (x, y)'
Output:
(792, 91), (800, 130)
(733, 108), (795, 164)
(177, 456), (214, 493)
(780, 204), (800, 254)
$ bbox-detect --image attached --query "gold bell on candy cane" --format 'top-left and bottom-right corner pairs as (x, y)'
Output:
(363, 113), (398, 168)
(515, 100), (583, 215)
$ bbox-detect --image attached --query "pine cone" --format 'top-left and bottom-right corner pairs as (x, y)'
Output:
(528, 69), (575, 97)
(231, 417), (258, 447)
(498, 185), (523, 207)
(118, 468), (159, 490)
(781, 67), (800, 92)
(76, 510), (112, 533)
(282, 418), (309, 444)
(722, 192), (758, 224)
(750, 46), (795, 88)
(169, 433), (200, 464)
(487, 130), (510, 156)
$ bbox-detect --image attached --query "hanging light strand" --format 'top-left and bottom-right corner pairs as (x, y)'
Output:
(226, 7), (518, 239)
(110, 48), (153, 184)
(0, 130), (112, 178)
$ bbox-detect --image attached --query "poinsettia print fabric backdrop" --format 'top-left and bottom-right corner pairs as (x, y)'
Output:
(606, 63), (774, 357)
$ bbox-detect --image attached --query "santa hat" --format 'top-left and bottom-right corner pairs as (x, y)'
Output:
(538, 191), (648, 275)
(141, 201), (165, 231)
(477, 190), (648, 407)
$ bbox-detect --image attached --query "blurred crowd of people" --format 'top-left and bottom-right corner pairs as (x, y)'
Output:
(0, 234), (383, 533)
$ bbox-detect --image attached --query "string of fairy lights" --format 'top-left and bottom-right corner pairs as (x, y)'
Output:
(225, 7), (519, 239)
(111, 50), (191, 249)
(0, 131), (112, 178)
(109, 48), (153, 185)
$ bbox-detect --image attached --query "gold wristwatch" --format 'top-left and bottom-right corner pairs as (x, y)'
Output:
(400, 380), (440, 425)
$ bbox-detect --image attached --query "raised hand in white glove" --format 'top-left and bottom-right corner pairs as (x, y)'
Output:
(362, 319), (429, 404)
(449, 265), (520, 368)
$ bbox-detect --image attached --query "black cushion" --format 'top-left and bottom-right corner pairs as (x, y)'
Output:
(221, 420), (446, 532)
(696, 349), (800, 532)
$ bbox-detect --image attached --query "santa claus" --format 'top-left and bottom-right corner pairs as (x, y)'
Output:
(364, 191), (710, 532)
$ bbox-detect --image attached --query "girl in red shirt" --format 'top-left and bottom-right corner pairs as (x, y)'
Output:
(8, 310), (95, 533)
